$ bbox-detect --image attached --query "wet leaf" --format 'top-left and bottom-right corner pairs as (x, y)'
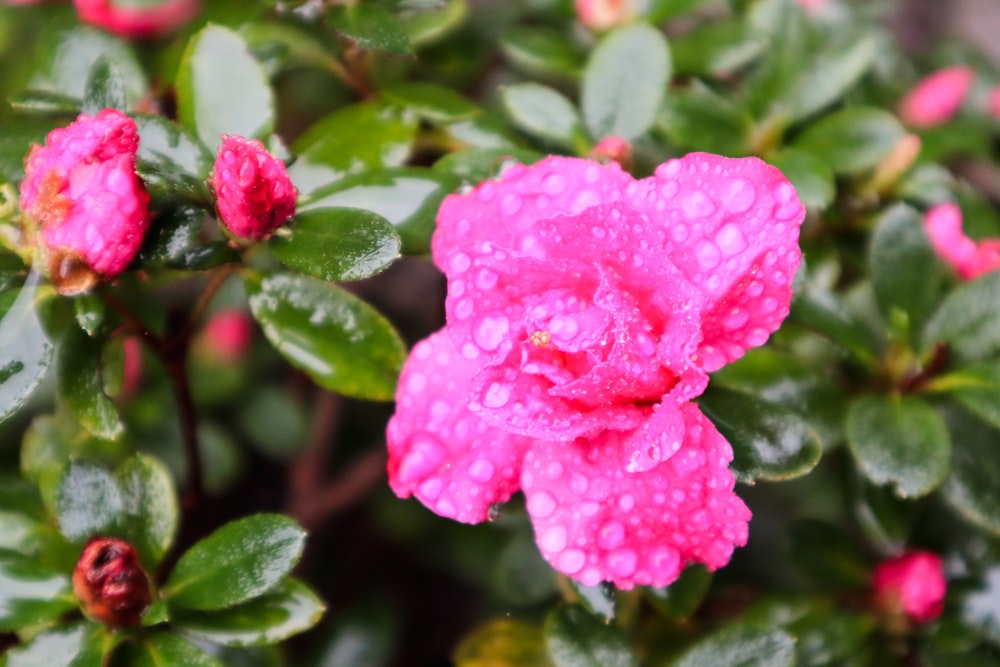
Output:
(644, 565), (712, 619)
(81, 55), (125, 115)
(500, 83), (587, 151)
(398, 0), (467, 47)
(53, 459), (124, 542)
(116, 453), (178, 569)
(500, 26), (584, 82)
(0, 272), (54, 423)
(134, 114), (214, 181)
(569, 581), (615, 622)
(793, 107), (906, 175)
(922, 270), (1000, 364)
(670, 20), (766, 76)
(4, 622), (91, 667)
(113, 630), (224, 667)
(767, 149), (835, 211)
(57, 325), (123, 441)
(0, 550), (75, 632)
(657, 82), (752, 156)
(327, 2), (412, 55)
(942, 406), (1000, 535)
(544, 604), (636, 667)
(381, 82), (479, 124)
(667, 621), (795, 667)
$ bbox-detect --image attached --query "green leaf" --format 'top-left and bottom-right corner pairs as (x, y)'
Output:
(500, 83), (587, 151)
(0, 550), (75, 632)
(544, 604), (636, 667)
(942, 406), (1000, 535)
(656, 83), (752, 155)
(869, 204), (946, 339)
(0, 273), (54, 423)
(7, 90), (81, 116)
(53, 459), (125, 542)
(935, 361), (1000, 430)
(398, 0), (467, 47)
(793, 107), (906, 175)
(172, 578), (324, 646)
(113, 630), (224, 667)
(166, 241), (242, 272)
(116, 453), (178, 569)
(922, 270), (1000, 364)
(3, 623), (91, 667)
(270, 207), (400, 282)
(57, 326), (122, 441)
(670, 20), (767, 76)
(581, 23), (671, 141)
(644, 565), (712, 619)
(767, 149), (835, 211)
(314, 597), (400, 667)
(163, 514), (305, 611)
(289, 102), (418, 195)
(140, 204), (210, 266)
(493, 532), (559, 607)
(134, 113), (214, 181)
(790, 277), (880, 367)
(0, 116), (62, 182)
(698, 386), (822, 483)
(236, 387), (310, 461)
(327, 2), (413, 55)
(667, 621), (795, 667)
(239, 21), (342, 77)
(454, 618), (552, 667)
(300, 168), (459, 255)
(81, 56), (125, 115)
(568, 581), (615, 622)
(246, 272), (406, 401)
(645, 0), (716, 22)
(500, 27), (584, 82)
(176, 25), (275, 149)
(433, 147), (544, 185)
(846, 394), (951, 498)
(789, 519), (871, 588)
(381, 82), (479, 124)
(69, 625), (120, 667)
(73, 294), (105, 337)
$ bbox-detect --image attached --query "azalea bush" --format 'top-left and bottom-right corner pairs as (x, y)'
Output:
(2, 0), (1000, 665)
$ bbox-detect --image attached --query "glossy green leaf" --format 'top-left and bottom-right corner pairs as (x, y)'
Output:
(134, 113), (214, 181)
(0, 116), (61, 182)
(381, 82), (478, 124)
(644, 565), (712, 619)
(934, 361), (1000, 430)
(670, 20), (767, 76)
(493, 531), (558, 607)
(163, 513), (305, 611)
(961, 565), (1000, 643)
(846, 394), (951, 498)
(69, 625), (120, 667)
(327, 2), (412, 55)
(114, 630), (224, 667)
(500, 83), (587, 151)
(173, 578), (324, 646)
(568, 581), (615, 622)
(7, 90), (81, 115)
(942, 406), (1000, 535)
(0, 550), (75, 632)
(53, 459), (124, 542)
(898, 164), (955, 208)
(699, 386), (822, 483)
(500, 27), (584, 82)
(544, 604), (636, 667)
(790, 278), (880, 367)
(167, 241), (242, 272)
(454, 618), (552, 667)
(767, 149), (835, 211)
(313, 597), (400, 667)
(57, 326), (122, 441)
(789, 520), (871, 588)
(72, 294), (104, 337)
(793, 107), (906, 175)
(140, 204), (209, 265)
(4, 623), (91, 667)
(289, 102), (417, 195)
(177, 25), (275, 149)
(922, 270), (1000, 364)
(869, 204), (946, 338)
(300, 168), (459, 255)
(792, 607), (876, 667)
(398, 0), (467, 46)
(656, 83), (752, 155)
(81, 56), (125, 115)
(667, 622), (795, 667)
(247, 272), (406, 401)
(433, 147), (544, 185)
(581, 23), (671, 141)
(270, 207), (400, 282)
(646, 0), (715, 21)
(0, 272), (54, 423)
(116, 453), (178, 569)
(239, 21), (342, 77)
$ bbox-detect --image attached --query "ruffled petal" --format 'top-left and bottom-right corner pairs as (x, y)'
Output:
(633, 153), (805, 371)
(521, 403), (750, 589)
(387, 330), (533, 523)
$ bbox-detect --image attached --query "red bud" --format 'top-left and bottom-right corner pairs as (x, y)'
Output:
(72, 537), (152, 627)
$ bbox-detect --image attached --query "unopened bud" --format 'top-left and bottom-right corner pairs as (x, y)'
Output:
(898, 66), (975, 128)
(73, 537), (152, 628)
(873, 550), (946, 629)
(575, 0), (633, 32)
(73, 0), (200, 39)
(590, 136), (633, 170)
(869, 133), (921, 194)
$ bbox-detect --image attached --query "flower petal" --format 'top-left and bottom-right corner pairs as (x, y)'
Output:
(634, 153), (805, 371)
(924, 202), (1000, 280)
(387, 330), (532, 523)
(521, 402), (751, 589)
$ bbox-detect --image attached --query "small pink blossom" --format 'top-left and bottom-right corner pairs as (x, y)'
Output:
(988, 85), (1000, 120)
(211, 135), (296, 242)
(898, 66), (975, 128)
(873, 550), (946, 624)
(794, 0), (826, 12)
(575, 0), (632, 32)
(202, 309), (255, 364)
(387, 154), (805, 589)
(120, 336), (143, 399)
(74, 0), (199, 39)
(20, 108), (150, 293)
(590, 136), (633, 169)
(923, 202), (1000, 280)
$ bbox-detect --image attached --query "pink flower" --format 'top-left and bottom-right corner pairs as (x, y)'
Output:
(590, 136), (633, 169)
(988, 85), (1000, 120)
(74, 0), (199, 39)
(210, 135), (296, 242)
(873, 551), (946, 624)
(575, 0), (633, 31)
(202, 309), (254, 364)
(120, 336), (143, 399)
(923, 202), (1000, 280)
(386, 154), (805, 589)
(20, 108), (150, 294)
(794, 0), (826, 12)
(898, 66), (975, 128)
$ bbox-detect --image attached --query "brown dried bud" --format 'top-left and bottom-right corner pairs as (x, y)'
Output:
(72, 537), (152, 627)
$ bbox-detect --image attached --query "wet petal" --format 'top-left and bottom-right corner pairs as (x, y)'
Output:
(521, 403), (750, 589)
(387, 330), (532, 523)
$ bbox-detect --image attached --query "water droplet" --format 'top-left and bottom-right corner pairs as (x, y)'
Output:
(747, 328), (770, 346)
(473, 315), (510, 351)
(435, 498), (458, 518)
(647, 546), (680, 579)
(762, 297), (777, 312)
(722, 178), (756, 213)
(607, 549), (637, 578)
(663, 160), (681, 176)
(598, 521), (626, 550)
(618, 494), (635, 511)
(483, 382), (511, 408)
(500, 193), (522, 215)
(475, 268), (498, 290)
(454, 298), (474, 320)
(448, 252), (470, 274)
(406, 373), (426, 393)
(716, 223), (748, 256)
(591, 225), (607, 239)
(724, 307), (749, 330)
(682, 190), (716, 219)
(418, 477), (442, 500)
(695, 241), (721, 269)
(585, 165), (601, 183)
(546, 462), (564, 479)
(398, 435), (447, 483)
(772, 182), (800, 220)
(541, 525), (567, 552)
(549, 314), (579, 341)
(660, 180), (679, 198)
(461, 343), (479, 359)
(543, 172), (567, 195)
(671, 223), (689, 242)
(527, 491), (557, 518)
(477, 182), (497, 202)
(571, 190), (600, 213)
(747, 281), (764, 297)
(558, 549), (586, 574)
(570, 473), (589, 495)
(468, 459), (495, 482)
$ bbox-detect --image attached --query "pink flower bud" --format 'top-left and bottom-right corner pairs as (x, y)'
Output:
(20, 108), (150, 294)
(794, 0), (826, 12)
(73, 536), (152, 628)
(575, 0), (633, 32)
(74, 0), (200, 39)
(923, 202), (1000, 280)
(988, 85), (1000, 120)
(210, 135), (297, 242)
(590, 136), (633, 169)
(120, 336), (143, 399)
(898, 66), (975, 128)
(202, 309), (254, 364)
(873, 550), (946, 624)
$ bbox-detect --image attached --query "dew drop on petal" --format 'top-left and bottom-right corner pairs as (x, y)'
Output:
(584, 164), (601, 183)
(661, 180), (679, 198)
(572, 190), (601, 214)
(558, 549), (586, 574)
(747, 327), (770, 346)
(722, 178), (756, 213)
(695, 241), (722, 269)
(648, 546), (680, 579)
(773, 182), (800, 220)
(500, 193), (522, 215)
(716, 223), (748, 256)
(418, 477), (442, 500)
(549, 315), (580, 341)
(406, 373), (427, 393)
(448, 252), (471, 274)
(671, 223), (689, 242)
(682, 190), (716, 219)
(724, 307), (749, 330)
(397, 435), (447, 483)
(477, 182), (497, 202)
(546, 462), (564, 479)
(475, 268), (498, 290)
(570, 473), (590, 495)
(468, 459), (495, 483)
(607, 549), (638, 578)
(527, 491), (558, 518)
(473, 315), (510, 351)
(598, 521), (626, 550)
(541, 525), (568, 553)
(454, 298), (474, 320)
(543, 172), (567, 195)
(483, 382), (511, 408)
(618, 494), (635, 511)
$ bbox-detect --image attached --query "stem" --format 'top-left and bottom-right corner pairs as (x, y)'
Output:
(166, 349), (203, 510)
(174, 263), (239, 348)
